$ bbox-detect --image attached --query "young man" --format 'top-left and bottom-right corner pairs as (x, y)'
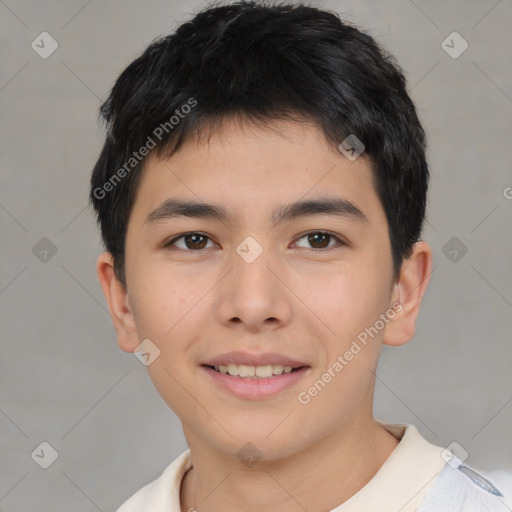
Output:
(90, 2), (510, 510)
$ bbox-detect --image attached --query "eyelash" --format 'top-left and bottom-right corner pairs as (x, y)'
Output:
(163, 231), (346, 252)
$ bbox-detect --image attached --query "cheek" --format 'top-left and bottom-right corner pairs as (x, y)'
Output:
(128, 264), (196, 338)
(302, 269), (392, 396)
(128, 268), (208, 379)
(297, 273), (388, 413)
(298, 264), (387, 338)
(133, 274), (200, 414)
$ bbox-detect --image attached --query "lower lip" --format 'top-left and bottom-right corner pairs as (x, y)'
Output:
(201, 365), (310, 400)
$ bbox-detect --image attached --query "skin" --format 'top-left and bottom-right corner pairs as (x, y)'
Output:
(97, 117), (432, 512)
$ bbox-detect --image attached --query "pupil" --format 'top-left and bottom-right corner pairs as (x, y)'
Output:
(186, 234), (206, 249)
(310, 233), (328, 248)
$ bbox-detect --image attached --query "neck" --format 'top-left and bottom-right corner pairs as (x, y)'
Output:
(180, 418), (399, 512)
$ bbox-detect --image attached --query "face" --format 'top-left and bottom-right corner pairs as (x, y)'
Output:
(120, 118), (400, 461)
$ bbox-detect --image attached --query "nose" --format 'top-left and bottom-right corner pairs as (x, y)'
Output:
(213, 241), (293, 333)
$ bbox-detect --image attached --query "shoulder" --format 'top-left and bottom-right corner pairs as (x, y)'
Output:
(116, 450), (192, 512)
(418, 456), (512, 512)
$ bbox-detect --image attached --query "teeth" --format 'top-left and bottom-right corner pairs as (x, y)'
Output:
(272, 364), (284, 375)
(238, 365), (255, 378)
(256, 365), (273, 378)
(212, 363), (297, 379)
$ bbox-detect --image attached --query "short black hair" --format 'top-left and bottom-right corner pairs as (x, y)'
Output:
(90, 0), (429, 286)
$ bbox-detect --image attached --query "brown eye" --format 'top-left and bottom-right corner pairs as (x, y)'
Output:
(184, 234), (208, 249)
(165, 232), (214, 250)
(308, 233), (330, 249)
(294, 231), (343, 250)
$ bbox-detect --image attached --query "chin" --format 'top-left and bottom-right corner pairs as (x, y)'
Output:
(213, 428), (306, 464)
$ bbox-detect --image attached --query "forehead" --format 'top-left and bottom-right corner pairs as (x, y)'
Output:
(130, 118), (384, 228)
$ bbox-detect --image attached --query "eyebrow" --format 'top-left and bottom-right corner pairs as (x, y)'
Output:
(145, 196), (368, 226)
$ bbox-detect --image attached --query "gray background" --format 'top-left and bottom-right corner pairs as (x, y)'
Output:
(1, 0), (511, 510)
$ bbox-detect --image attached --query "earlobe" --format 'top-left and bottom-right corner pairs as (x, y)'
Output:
(383, 241), (433, 347)
(96, 252), (139, 353)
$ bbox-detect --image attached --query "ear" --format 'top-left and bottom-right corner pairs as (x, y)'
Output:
(96, 252), (139, 353)
(383, 241), (432, 347)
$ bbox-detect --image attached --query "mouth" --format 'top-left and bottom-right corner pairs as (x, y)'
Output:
(200, 351), (311, 399)
(202, 363), (307, 379)
(201, 362), (311, 400)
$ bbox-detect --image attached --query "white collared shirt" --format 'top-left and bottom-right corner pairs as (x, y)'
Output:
(116, 422), (510, 512)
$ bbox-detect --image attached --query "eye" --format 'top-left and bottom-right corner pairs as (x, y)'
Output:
(164, 232), (216, 251)
(163, 230), (345, 252)
(293, 231), (345, 250)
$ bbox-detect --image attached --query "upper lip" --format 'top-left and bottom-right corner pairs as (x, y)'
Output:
(202, 351), (308, 368)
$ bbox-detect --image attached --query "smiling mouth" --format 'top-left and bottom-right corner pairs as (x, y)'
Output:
(203, 364), (306, 379)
